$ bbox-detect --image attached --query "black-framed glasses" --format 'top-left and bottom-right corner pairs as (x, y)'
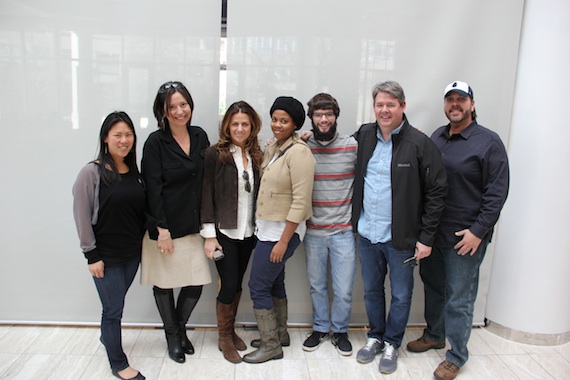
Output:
(158, 81), (182, 94)
(242, 171), (251, 193)
(312, 112), (335, 119)
(403, 256), (418, 267)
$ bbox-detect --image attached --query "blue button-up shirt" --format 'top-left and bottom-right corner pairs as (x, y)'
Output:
(357, 123), (403, 244)
(431, 121), (509, 248)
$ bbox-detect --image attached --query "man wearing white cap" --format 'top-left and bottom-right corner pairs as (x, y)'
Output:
(407, 81), (510, 380)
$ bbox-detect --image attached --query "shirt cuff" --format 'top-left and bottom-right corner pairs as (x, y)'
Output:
(200, 223), (216, 239)
(84, 248), (102, 264)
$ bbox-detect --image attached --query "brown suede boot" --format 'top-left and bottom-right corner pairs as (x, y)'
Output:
(231, 291), (247, 351)
(217, 301), (242, 363)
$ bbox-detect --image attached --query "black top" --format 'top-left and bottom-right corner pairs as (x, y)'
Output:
(431, 121), (509, 248)
(94, 170), (146, 267)
(141, 125), (210, 239)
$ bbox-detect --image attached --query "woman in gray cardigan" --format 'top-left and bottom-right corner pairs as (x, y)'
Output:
(73, 111), (145, 380)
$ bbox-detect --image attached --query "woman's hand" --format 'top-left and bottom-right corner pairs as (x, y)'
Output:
(204, 237), (222, 260)
(157, 227), (174, 254)
(270, 240), (287, 263)
(89, 260), (105, 278)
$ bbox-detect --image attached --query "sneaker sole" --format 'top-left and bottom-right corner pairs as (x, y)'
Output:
(356, 354), (377, 364)
(335, 346), (353, 356)
(379, 365), (397, 374)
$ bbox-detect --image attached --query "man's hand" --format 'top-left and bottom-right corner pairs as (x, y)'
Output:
(454, 229), (482, 256)
(415, 241), (432, 260)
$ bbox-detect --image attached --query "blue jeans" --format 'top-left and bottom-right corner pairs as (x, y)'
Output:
(93, 255), (140, 371)
(419, 240), (489, 367)
(248, 234), (301, 310)
(304, 231), (356, 333)
(358, 235), (415, 348)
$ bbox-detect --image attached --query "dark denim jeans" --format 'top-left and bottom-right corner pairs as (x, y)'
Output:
(93, 255), (140, 371)
(248, 234), (300, 310)
(358, 235), (415, 348)
(419, 240), (489, 367)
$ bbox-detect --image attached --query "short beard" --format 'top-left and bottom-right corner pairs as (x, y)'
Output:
(312, 122), (337, 141)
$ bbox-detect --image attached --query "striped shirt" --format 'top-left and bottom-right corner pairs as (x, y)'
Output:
(306, 133), (357, 236)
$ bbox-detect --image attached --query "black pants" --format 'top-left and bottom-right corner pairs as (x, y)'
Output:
(215, 232), (256, 304)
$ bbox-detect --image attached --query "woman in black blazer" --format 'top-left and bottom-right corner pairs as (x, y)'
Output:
(141, 81), (211, 363)
(200, 101), (263, 363)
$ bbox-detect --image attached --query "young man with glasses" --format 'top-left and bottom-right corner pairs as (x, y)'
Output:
(302, 93), (358, 356)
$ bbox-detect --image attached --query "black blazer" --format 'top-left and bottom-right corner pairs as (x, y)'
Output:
(141, 125), (210, 239)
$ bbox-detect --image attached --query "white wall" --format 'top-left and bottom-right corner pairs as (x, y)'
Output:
(0, 0), (524, 326)
(486, 0), (570, 337)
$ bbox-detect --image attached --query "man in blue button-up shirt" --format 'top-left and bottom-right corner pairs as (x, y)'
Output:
(406, 81), (509, 380)
(352, 81), (447, 374)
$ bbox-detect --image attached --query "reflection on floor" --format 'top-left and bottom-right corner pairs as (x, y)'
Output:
(0, 324), (569, 379)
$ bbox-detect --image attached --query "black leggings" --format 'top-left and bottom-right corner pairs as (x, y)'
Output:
(215, 232), (256, 304)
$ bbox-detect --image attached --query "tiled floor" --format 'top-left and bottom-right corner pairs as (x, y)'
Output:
(0, 324), (569, 379)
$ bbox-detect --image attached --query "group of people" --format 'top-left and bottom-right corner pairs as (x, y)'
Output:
(72, 79), (509, 380)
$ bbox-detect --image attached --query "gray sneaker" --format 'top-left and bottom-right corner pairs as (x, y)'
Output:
(378, 342), (398, 374)
(356, 338), (383, 364)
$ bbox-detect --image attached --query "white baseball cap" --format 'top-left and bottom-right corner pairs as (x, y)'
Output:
(444, 81), (473, 99)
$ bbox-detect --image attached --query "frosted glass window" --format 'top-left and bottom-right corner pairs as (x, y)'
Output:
(226, 0), (524, 324)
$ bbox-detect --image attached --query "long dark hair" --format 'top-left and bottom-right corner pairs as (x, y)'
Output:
(152, 81), (194, 130)
(215, 101), (263, 170)
(96, 111), (139, 186)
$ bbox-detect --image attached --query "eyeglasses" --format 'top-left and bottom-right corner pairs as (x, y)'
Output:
(403, 256), (418, 267)
(158, 81), (182, 94)
(242, 171), (251, 193)
(312, 112), (335, 119)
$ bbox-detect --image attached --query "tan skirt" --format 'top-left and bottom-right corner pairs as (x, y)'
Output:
(141, 232), (212, 288)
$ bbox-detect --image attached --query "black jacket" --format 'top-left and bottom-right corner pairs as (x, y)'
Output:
(352, 116), (447, 250)
(141, 125), (210, 239)
(200, 145), (260, 230)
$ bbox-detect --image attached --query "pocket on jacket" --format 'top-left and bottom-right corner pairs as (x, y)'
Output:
(270, 191), (292, 198)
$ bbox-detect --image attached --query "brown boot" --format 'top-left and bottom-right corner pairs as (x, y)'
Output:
(251, 297), (290, 348)
(217, 301), (242, 363)
(231, 291), (247, 351)
(407, 335), (445, 352)
(243, 308), (283, 364)
(434, 360), (460, 380)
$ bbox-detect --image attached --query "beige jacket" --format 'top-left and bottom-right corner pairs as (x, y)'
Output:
(256, 134), (316, 223)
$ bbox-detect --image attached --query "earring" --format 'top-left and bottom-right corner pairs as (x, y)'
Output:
(104, 144), (108, 154)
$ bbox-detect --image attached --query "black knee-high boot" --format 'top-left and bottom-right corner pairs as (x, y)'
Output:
(176, 286), (202, 355)
(153, 286), (185, 363)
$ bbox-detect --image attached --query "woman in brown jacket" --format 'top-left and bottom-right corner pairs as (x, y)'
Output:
(200, 101), (263, 363)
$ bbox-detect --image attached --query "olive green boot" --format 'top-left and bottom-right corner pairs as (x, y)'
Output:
(243, 308), (283, 363)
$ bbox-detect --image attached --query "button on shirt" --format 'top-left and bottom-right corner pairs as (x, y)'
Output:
(431, 122), (509, 248)
(357, 123), (403, 244)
